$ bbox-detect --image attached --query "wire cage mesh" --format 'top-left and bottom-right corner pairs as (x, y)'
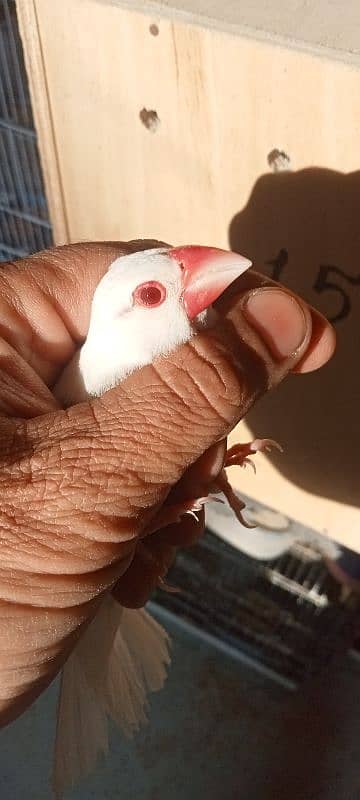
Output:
(155, 528), (359, 685)
(0, 0), (52, 261)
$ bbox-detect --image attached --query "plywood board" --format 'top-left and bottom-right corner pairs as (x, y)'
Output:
(16, 0), (69, 245)
(18, 0), (360, 552)
(97, 0), (360, 66)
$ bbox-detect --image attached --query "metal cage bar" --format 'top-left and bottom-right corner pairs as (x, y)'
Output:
(0, 0), (52, 260)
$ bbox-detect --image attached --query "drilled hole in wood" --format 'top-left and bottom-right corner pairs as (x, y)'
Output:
(139, 108), (160, 132)
(149, 23), (159, 36)
(267, 149), (291, 172)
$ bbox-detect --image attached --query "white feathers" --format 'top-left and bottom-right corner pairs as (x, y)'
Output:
(56, 250), (187, 402)
(55, 248), (217, 405)
(53, 596), (170, 797)
(52, 248), (205, 796)
(51, 246), (246, 795)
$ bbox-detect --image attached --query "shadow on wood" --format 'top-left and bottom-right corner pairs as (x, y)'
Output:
(229, 168), (360, 509)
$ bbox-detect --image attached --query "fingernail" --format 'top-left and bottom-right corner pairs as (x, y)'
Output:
(243, 288), (307, 360)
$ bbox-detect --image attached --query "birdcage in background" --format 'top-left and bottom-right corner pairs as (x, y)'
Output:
(0, 0), (52, 262)
(155, 527), (359, 686)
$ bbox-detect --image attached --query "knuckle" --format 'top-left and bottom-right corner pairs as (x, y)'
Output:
(0, 413), (137, 572)
(154, 337), (244, 434)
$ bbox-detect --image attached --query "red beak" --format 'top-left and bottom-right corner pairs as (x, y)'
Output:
(169, 245), (252, 320)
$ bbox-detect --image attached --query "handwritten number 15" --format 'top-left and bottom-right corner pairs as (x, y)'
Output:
(266, 250), (360, 324)
(313, 265), (360, 324)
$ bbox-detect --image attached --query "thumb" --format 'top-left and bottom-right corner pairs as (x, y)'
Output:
(20, 280), (314, 587)
(0, 256), (323, 724)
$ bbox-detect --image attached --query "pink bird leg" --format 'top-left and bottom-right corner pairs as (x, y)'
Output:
(207, 438), (283, 528)
(138, 436), (282, 592)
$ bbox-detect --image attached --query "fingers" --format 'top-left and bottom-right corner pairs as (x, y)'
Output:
(112, 443), (226, 608)
(292, 307), (336, 373)
(240, 285), (336, 375)
(215, 267), (335, 371)
(165, 441), (227, 503)
(11, 277), (315, 590)
(0, 244), (334, 392)
(0, 242), (336, 723)
(0, 240), (167, 385)
(113, 443), (226, 608)
(112, 510), (205, 608)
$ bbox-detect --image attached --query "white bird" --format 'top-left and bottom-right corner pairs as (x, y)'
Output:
(52, 245), (256, 796)
(52, 244), (343, 795)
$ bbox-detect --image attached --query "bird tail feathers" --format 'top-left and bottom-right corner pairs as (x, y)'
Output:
(53, 596), (171, 797)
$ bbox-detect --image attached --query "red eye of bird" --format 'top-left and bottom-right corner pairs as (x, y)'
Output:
(133, 281), (166, 308)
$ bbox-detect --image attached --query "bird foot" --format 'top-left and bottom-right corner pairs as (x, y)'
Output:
(145, 494), (224, 535)
(207, 436), (283, 528)
(225, 438), (283, 473)
(146, 436), (282, 536)
(210, 470), (256, 529)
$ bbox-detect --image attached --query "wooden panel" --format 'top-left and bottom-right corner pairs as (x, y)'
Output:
(19, 0), (360, 552)
(97, 0), (360, 66)
(16, 0), (69, 245)
(27, 0), (360, 245)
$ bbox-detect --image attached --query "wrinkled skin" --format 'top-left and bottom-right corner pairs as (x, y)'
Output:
(0, 240), (335, 725)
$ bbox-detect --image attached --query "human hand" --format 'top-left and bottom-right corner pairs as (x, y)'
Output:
(0, 240), (335, 724)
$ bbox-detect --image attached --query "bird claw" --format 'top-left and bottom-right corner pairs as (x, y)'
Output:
(250, 438), (283, 455)
(137, 544), (182, 594)
(243, 457), (256, 475)
(211, 470), (257, 529)
(209, 435), (283, 530)
(146, 436), (281, 538)
(184, 494), (224, 521)
(225, 437), (283, 468)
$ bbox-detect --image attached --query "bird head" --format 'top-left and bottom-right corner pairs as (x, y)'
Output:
(79, 245), (252, 395)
